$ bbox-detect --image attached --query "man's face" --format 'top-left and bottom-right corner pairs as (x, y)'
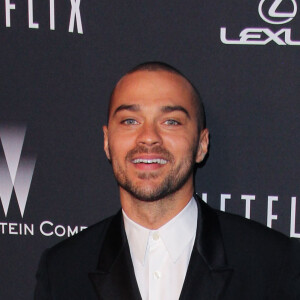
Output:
(103, 70), (208, 202)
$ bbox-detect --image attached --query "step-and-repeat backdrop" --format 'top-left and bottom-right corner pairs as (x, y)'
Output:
(0, 0), (299, 298)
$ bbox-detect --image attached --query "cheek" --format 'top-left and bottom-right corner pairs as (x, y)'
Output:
(108, 135), (134, 160)
(164, 134), (195, 155)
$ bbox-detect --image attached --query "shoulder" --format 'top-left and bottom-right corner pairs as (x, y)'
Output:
(212, 207), (300, 268)
(214, 208), (292, 247)
(43, 213), (117, 267)
(212, 207), (300, 297)
(196, 196), (292, 249)
(34, 213), (121, 298)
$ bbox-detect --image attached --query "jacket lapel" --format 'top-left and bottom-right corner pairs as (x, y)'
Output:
(89, 211), (142, 300)
(180, 195), (234, 300)
(89, 196), (233, 300)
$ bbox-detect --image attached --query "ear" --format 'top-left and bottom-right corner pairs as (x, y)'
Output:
(195, 128), (209, 163)
(103, 125), (111, 160)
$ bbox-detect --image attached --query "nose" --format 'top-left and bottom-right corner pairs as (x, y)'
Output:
(137, 122), (162, 147)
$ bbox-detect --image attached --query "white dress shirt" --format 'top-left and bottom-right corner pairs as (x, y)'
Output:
(123, 197), (198, 300)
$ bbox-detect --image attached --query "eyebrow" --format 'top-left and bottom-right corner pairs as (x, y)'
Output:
(161, 105), (191, 119)
(112, 104), (191, 119)
(112, 104), (141, 117)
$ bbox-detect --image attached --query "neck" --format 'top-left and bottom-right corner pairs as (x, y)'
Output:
(120, 184), (194, 230)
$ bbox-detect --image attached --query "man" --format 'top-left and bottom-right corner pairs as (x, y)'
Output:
(35, 62), (300, 299)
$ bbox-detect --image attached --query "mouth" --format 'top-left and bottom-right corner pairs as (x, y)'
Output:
(131, 157), (168, 171)
(132, 158), (167, 165)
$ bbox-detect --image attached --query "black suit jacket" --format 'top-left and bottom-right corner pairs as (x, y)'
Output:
(34, 196), (300, 299)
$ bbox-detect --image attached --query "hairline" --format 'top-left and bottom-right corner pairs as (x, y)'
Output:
(107, 63), (205, 132)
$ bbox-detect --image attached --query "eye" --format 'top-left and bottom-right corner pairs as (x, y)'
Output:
(164, 119), (181, 126)
(121, 119), (139, 125)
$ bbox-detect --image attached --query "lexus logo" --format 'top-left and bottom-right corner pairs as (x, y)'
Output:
(220, 0), (300, 45)
(258, 0), (297, 24)
(0, 124), (36, 217)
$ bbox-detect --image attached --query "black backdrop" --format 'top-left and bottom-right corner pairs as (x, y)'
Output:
(0, 0), (299, 299)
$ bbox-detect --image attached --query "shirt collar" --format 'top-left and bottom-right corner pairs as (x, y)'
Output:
(123, 197), (198, 265)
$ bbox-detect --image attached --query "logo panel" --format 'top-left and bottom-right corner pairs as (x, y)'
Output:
(259, 0), (297, 24)
(0, 124), (36, 217)
(220, 0), (299, 45)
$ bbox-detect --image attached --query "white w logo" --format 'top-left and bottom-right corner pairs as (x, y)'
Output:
(0, 124), (36, 217)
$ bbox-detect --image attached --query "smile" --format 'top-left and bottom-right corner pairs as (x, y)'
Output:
(132, 158), (167, 164)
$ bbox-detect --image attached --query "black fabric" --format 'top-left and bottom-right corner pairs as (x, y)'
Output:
(34, 197), (300, 299)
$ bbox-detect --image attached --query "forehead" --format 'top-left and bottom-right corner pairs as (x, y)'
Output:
(110, 70), (195, 113)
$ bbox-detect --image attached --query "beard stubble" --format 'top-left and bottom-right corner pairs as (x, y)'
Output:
(110, 142), (198, 202)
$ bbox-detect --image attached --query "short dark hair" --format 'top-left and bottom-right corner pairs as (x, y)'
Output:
(108, 61), (206, 131)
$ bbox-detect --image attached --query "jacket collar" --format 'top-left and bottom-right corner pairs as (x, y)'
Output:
(89, 195), (233, 300)
(179, 194), (233, 300)
(194, 193), (229, 269)
(89, 211), (142, 300)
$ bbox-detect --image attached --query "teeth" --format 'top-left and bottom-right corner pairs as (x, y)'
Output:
(132, 158), (167, 164)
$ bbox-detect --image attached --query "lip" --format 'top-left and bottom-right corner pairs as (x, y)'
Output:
(131, 154), (168, 160)
(130, 155), (168, 171)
